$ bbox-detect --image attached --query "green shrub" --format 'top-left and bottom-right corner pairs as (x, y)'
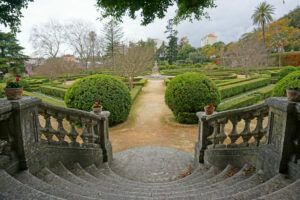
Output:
(0, 84), (4, 98)
(39, 86), (67, 99)
(273, 71), (300, 97)
(277, 66), (299, 80)
(65, 74), (132, 126)
(165, 72), (221, 124)
(130, 86), (143, 102)
(219, 78), (271, 99)
(218, 85), (274, 111)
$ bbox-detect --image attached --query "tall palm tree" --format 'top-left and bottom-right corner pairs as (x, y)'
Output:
(252, 1), (275, 44)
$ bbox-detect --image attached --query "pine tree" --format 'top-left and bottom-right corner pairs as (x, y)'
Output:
(0, 32), (28, 75)
(165, 19), (178, 65)
(103, 19), (124, 65)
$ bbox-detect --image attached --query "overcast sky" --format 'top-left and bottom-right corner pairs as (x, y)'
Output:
(15, 0), (300, 56)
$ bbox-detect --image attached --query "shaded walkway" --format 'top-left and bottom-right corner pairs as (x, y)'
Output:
(110, 79), (198, 153)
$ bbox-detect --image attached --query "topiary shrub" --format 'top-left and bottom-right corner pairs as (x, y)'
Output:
(165, 72), (221, 124)
(273, 71), (300, 97)
(65, 74), (132, 126)
(277, 66), (299, 80)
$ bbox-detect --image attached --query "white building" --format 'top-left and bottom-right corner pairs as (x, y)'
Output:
(201, 33), (217, 47)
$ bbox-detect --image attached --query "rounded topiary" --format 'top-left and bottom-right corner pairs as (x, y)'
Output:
(273, 71), (300, 97)
(65, 74), (132, 126)
(278, 66), (299, 80)
(165, 72), (221, 124)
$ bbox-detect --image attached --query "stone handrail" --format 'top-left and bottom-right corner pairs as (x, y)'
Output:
(0, 101), (12, 156)
(37, 102), (110, 149)
(195, 103), (269, 163)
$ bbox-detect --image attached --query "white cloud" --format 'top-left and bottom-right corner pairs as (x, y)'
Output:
(16, 0), (300, 55)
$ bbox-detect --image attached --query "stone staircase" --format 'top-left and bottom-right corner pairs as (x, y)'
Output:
(0, 159), (299, 200)
(0, 97), (299, 200)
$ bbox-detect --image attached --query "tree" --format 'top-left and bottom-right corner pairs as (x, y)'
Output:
(30, 20), (65, 58)
(252, 1), (275, 44)
(156, 42), (167, 61)
(33, 58), (81, 81)
(0, 32), (28, 75)
(222, 38), (269, 75)
(0, 0), (33, 32)
(65, 20), (98, 69)
(177, 43), (196, 61)
(103, 19), (124, 65)
(114, 43), (154, 89)
(96, 0), (215, 25)
(165, 19), (178, 65)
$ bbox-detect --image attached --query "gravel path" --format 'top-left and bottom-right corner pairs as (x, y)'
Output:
(110, 79), (198, 153)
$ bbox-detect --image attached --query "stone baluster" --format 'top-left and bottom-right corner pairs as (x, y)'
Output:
(227, 116), (240, 148)
(241, 114), (252, 146)
(215, 118), (227, 148)
(68, 119), (79, 147)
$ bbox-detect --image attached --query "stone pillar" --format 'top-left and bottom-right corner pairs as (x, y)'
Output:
(258, 97), (298, 176)
(93, 111), (113, 163)
(9, 97), (41, 170)
(194, 112), (213, 166)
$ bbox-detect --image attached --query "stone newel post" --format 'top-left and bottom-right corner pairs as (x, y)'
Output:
(9, 97), (41, 170)
(92, 110), (113, 163)
(194, 112), (213, 166)
(259, 97), (299, 176)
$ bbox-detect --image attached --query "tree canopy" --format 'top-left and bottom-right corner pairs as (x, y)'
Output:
(0, 32), (28, 74)
(0, 0), (33, 32)
(96, 0), (215, 25)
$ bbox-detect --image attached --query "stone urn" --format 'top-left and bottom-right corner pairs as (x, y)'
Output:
(286, 88), (300, 102)
(92, 101), (102, 115)
(5, 88), (23, 100)
(204, 104), (215, 115)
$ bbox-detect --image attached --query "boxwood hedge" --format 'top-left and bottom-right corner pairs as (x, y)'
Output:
(65, 74), (132, 126)
(39, 86), (67, 99)
(219, 78), (271, 99)
(273, 71), (300, 97)
(165, 72), (221, 124)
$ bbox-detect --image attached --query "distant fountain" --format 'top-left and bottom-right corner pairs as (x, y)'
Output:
(152, 61), (159, 75)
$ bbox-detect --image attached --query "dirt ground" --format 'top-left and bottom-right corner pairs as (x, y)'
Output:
(110, 79), (198, 153)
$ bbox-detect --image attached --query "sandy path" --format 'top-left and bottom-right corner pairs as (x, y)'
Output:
(110, 79), (198, 153)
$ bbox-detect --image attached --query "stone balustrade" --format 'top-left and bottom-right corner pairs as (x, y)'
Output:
(205, 103), (269, 149)
(0, 97), (112, 172)
(195, 103), (269, 165)
(38, 102), (109, 148)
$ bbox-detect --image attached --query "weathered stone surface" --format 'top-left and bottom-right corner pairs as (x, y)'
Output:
(110, 146), (194, 183)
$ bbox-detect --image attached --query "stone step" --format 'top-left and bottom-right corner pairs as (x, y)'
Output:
(256, 178), (300, 200)
(50, 162), (156, 197)
(85, 164), (216, 189)
(65, 162), (237, 198)
(201, 173), (266, 199)
(102, 162), (211, 187)
(36, 167), (102, 199)
(0, 170), (62, 200)
(73, 163), (226, 196)
(217, 174), (293, 200)
(14, 170), (98, 200)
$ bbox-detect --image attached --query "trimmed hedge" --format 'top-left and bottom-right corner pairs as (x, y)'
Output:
(216, 76), (259, 87)
(219, 78), (271, 99)
(23, 91), (66, 107)
(130, 86), (143, 102)
(218, 85), (274, 111)
(39, 86), (67, 99)
(273, 71), (300, 97)
(277, 66), (300, 80)
(165, 72), (221, 124)
(65, 74), (132, 126)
